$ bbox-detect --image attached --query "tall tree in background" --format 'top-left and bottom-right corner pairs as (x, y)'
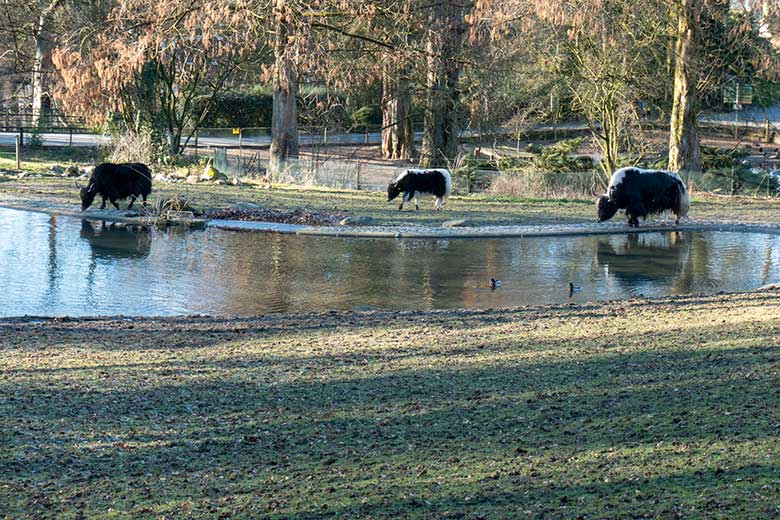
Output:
(269, 0), (300, 176)
(31, 0), (64, 125)
(668, 0), (704, 175)
(54, 0), (261, 156)
(419, 0), (468, 168)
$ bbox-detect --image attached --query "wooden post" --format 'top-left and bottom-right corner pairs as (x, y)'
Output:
(69, 128), (73, 147)
(765, 118), (770, 143)
(15, 134), (21, 170)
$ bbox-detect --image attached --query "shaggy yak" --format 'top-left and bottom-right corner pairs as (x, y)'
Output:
(596, 167), (689, 227)
(78, 162), (153, 211)
(387, 169), (452, 211)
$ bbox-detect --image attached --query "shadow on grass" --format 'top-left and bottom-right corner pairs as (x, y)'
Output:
(2, 312), (780, 517)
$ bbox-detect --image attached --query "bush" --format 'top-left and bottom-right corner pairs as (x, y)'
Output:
(453, 153), (498, 193)
(487, 170), (597, 198)
(700, 145), (750, 170)
(26, 128), (45, 149)
(195, 93), (273, 128)
(533, 138), (587, 173)
(108, 130), (160, 165)
(351, 105), (382, 128)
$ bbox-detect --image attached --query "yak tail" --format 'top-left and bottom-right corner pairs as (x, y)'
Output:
(676, 182), (690, 220)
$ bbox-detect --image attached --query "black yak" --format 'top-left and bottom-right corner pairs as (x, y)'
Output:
(78, 162), (153, 211)
(596, 167), (689, 227)
(387, 169), (452, 211)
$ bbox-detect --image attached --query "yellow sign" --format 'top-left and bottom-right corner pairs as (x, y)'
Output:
(232, 128), (241, 135)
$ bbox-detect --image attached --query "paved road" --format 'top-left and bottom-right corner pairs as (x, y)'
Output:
(0, 130), (396, 149)
(4, 114), (772, 151)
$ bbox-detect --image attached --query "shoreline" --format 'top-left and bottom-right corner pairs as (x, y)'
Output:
(4, 192), (780, 239)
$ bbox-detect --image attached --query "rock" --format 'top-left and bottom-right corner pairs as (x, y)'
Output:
(49, 165), (65, 175)
(63, 165), (80, 177)
(339, 215), (375, 226)
(81, 166), (94, 177)
(229, 202), (262, 211)
(17, 171), (29, 179)
(186, 174), (201, 184)
(170, 167), (190, 179)
(442, 219), (468, 227)
(154, 173), (170, 182)
(213, 179), (227, 185)
(228, 176), (242, 186)
(200, 162), (227, 182)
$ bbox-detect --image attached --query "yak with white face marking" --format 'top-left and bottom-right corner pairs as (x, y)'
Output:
(387, 169), (452, 211)
(596, 167), (689, 227)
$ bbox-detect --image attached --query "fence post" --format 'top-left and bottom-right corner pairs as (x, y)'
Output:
(766, 118), (771, 143)
(356, 163), (361, 190)
(238, 129), (243, 175)
(15, 134), (21, 170)
(18, 127), (23, 148)
(69, 128), (73, 147)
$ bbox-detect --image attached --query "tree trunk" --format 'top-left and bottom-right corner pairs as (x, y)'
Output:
(668, 0), (701, 176)
(381, 64), (414, 160)
(269, 0), (299, 178)
(31, 0), (61, 127)
(419, 1), (465, 168)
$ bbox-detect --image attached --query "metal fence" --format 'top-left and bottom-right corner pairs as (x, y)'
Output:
(209, 146), (409, 191)
(206, 146), (604, 196)
(0, 109), (88, 132)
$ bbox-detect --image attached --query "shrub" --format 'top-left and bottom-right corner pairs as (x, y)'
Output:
(108, 129), (160, 165)
(195, 93), (273, 128)
(27, 128), (45, 149)
(533, 138), (587, 173)
(351, 105), (382, 128)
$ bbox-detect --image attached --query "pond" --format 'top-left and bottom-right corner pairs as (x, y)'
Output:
(1, 207), (780, 317)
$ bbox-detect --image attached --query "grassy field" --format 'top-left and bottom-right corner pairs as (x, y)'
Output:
(5, 173), (780, 227)
(2, 292), (780, 518)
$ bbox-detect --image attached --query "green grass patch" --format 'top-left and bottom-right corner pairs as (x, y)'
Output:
(0, 147), (103, 174)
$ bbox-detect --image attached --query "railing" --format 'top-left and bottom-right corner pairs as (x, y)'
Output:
(0, 110), (88, 132)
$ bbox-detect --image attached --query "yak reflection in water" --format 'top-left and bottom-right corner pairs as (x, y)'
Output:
(80, 220), (153, 260)
(596, 232), (691, 289)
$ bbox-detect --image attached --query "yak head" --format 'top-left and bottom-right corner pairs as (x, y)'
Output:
(77, 182), (97, 211)
(596, 195), (619, 222)
(387, 181), (403, 202)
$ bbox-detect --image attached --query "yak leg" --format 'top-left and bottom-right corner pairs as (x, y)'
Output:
(142, 194), (148, 207)
(110, 198), (120, 210)
(399, 191), (413, 211)
(626, 201), (646, 228)
(99, 196), (107, 210)
(435, 197), (444, 210)
(128, 195), (136, 209)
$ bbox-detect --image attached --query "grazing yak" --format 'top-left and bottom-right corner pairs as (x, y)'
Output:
(387, 169), (452, 211)
(78, 162), (153, 211)
(596, 167), (689, 227)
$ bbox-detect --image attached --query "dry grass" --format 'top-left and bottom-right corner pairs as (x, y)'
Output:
(2, 291), (780, 518)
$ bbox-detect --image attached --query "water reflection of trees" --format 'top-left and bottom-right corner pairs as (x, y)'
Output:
(201, 230), (780, 315)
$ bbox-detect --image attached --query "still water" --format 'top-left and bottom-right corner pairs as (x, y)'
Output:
(1, 207), (780, 317)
